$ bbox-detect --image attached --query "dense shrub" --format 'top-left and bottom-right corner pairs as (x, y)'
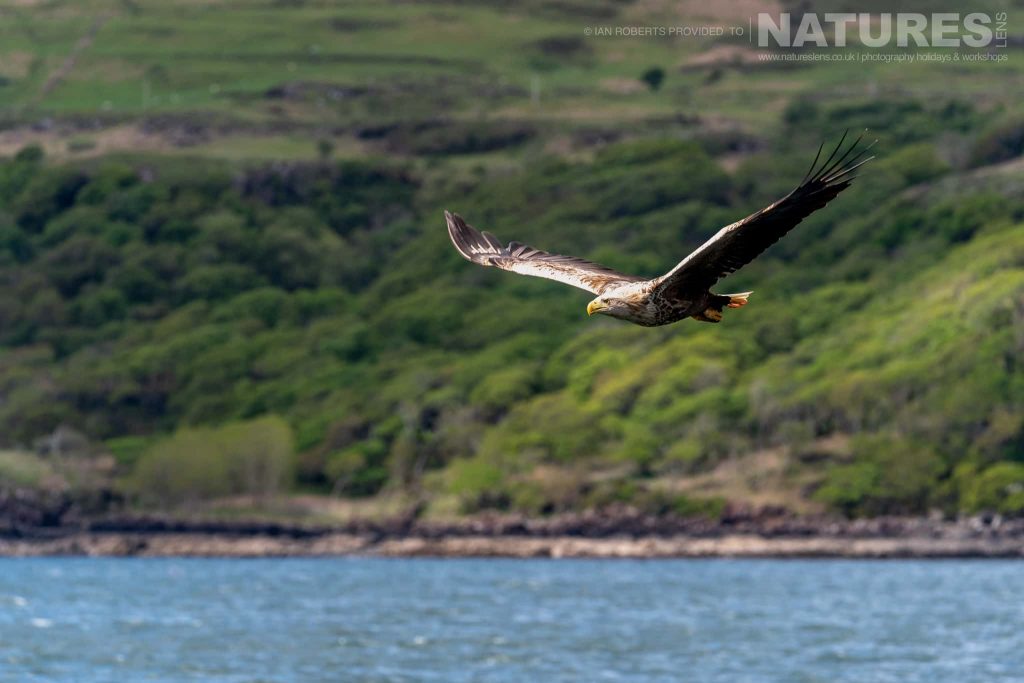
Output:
(970, 117), (1024, 167)
(132, 416), (294, 507)
(959, 463), (1024, 515)
(0, 450), (57, 489)
(446, 457), (506, 512)
(813, 435), (945, 516)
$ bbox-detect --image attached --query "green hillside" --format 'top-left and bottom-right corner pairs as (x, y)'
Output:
(0, 0), (1022, 521)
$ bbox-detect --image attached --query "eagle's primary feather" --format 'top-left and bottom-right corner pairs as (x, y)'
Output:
(445, 212), (643, 295)
(446, 133), (874, 328)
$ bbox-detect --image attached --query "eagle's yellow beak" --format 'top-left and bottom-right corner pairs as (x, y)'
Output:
(587, 301), (607, 316)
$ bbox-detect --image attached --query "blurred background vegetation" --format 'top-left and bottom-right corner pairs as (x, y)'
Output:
(0, 0), (1022, 522)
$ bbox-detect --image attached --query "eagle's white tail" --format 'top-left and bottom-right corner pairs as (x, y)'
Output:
(725, 291), (752, 308)
(692, 291), (753, 323)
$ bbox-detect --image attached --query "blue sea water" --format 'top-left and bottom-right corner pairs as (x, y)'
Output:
(0, 558), (1021, 683)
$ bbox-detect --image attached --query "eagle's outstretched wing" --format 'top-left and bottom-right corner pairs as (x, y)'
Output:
(653, 132), (874, 298)
(445, 211), (643, 295)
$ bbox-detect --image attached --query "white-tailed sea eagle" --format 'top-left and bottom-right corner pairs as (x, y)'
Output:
(446, 133), (873, 327)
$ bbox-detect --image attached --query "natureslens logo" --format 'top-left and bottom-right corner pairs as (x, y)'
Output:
(757, 12), (1009, 48)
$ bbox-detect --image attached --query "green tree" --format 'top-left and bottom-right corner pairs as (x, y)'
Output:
(640, 66), (665, 91)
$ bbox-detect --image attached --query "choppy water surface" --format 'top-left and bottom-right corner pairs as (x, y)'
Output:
(1, 558), (1021, 682)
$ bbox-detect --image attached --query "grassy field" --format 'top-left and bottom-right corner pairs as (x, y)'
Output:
(1, 0), (1020, 161)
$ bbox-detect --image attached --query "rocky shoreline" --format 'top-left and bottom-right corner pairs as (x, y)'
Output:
(3, 508), (1024, 558)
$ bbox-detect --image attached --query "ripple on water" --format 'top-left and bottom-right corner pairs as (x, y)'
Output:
(0, 558), (1021, 683)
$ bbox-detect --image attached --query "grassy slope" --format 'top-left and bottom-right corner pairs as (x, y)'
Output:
(0, 0), (1022, 520)
(2, 1), (1020, 156)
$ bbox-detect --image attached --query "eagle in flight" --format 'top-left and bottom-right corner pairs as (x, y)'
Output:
(446, 133), (873, 327)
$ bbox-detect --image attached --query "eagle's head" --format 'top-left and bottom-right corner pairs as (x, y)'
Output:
(586, 294), (643, 321)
